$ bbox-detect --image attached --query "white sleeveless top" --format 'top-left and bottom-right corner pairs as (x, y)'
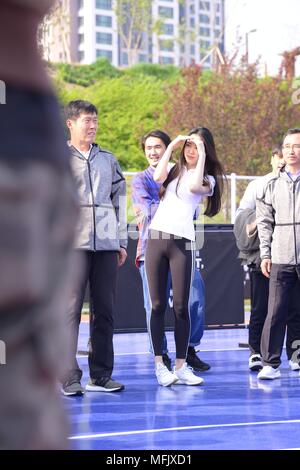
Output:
(150, 167), (215, 241)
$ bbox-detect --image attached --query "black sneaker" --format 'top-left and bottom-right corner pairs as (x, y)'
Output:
(162, 353), (172, 371)
(186, 347), (211, 372)
(86, 378), (125, 392)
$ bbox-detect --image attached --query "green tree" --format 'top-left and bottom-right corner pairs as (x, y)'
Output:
(115, 0), (161, 66)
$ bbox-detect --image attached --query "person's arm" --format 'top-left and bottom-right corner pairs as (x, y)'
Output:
(111, 159), (128, 265)
(153, 135), (189, 183)
(256, 184), (274, 278)
(235, 180), (257, 218)
(188, 136), (210, 194)
(131, 174), (158, 221)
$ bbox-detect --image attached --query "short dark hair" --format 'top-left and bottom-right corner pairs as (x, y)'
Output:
(65, 100), (98, 120)
(282, 128), (300, 142)
(141, 130), (171, 152)
(271, 144), (283, 157)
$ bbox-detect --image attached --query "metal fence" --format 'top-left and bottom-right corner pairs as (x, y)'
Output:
(125, 172), (257, 225)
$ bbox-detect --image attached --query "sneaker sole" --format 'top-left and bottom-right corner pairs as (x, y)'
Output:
(174, 379), (204, 386)
(61, 389), (85, 396)
(257, 373), (281, 380)
(249, 365), (263, 372)
(85, 384), (124, 392)
(157, 377), (178, 387)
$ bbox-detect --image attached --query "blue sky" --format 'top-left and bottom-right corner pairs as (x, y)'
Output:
(225, 0), (300, 75)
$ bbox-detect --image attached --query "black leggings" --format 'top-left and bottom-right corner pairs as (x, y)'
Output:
(145, 230), (193, 359)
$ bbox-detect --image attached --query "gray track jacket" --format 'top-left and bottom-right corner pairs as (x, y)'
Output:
(70, 143), (127, 251)
(256, 170), (300, 264)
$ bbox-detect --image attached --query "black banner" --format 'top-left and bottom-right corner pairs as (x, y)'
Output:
(114, 225), (244, 331)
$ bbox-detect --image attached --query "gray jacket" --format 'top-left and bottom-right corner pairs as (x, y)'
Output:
(256, 170), (300, 264)
(70, 143), (127, 251)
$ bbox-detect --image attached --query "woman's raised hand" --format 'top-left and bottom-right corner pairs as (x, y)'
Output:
(188, 134), (206, 158)
(169, 135), (190, 151)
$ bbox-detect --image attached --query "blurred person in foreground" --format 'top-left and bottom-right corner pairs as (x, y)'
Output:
(0, 0), (79, 449)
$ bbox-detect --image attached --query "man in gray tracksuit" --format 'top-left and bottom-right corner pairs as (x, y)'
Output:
(62, 100), (128, 395)
(256, 128), (300, 380)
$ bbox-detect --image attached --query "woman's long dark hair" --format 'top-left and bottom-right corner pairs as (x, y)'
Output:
(159, 127), (225, 217)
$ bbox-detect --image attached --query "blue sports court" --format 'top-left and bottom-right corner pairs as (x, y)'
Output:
(64, 323), (300, 450)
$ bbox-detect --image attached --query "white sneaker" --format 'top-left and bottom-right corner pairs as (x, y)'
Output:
(249, 354), (263, 371)
(174, 363), (204, 386)
(289, 359), (300, 371)
(155, 363), (178, 387)
(257, 365), (281, 380)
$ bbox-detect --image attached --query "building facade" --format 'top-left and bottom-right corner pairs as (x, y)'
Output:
(43, 0), (225, 68)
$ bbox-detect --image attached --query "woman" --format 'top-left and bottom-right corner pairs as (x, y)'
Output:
(145, 127), (224, 386)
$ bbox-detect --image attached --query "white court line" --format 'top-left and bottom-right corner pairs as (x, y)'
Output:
(69, 419), (300, 440)
(77, 347), (245, 358)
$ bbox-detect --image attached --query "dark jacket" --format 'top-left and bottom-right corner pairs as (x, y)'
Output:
(234, 207), (260, 266)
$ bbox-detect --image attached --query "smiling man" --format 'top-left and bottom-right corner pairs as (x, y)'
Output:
(63, 100), (127, 395)
(256, 128), (300, 380)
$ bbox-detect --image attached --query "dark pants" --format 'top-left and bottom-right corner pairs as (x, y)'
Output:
(65, 250), (118, 384)
(261, 264), (300, 368)
(249, 266), (300, 358)
(145, 231), (193, 359)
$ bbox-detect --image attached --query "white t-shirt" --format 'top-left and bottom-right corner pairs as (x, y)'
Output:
(80, 145), (92, 160)
(150, 167), (215, 241)
(235, 173), (273, 218)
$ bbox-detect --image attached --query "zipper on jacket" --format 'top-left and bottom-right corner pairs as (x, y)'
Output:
(87, 159), (97, 251)
(293, 182), (298, 265)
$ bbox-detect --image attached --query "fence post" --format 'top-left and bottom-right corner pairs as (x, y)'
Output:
(231, 173), (237, 224)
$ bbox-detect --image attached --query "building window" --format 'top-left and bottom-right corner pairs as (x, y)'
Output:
(138, 54), (148, 63)
(96, 32), (112, 44)
(215, 15), (220, 25)
(122, 52), (128, 65)
(158, 6), (173, 18)
(78, 50), (85, 61)
(96, 15), (112, 27)
(190, 4), (195, 13)
(96, 0), (112, 10)
(161, 23), (174, 35)
(160, 56), (174, 64)
(200, 39), (210, 50)
(190, 45), (195, 55)
(96, 49), (112, 61)
(200, 27), (210, 37)
(78, 33), (84, 44)
(200, 14), (210, 24)
(200, 1), (210, 10)
(190, 17), (195, 27)
(159, 40), (174, 52)
(78, 0), (84, 9)
(78, 16), (84, 27)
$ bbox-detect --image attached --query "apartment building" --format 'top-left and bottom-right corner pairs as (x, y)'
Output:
(42, 0), (225, 68)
